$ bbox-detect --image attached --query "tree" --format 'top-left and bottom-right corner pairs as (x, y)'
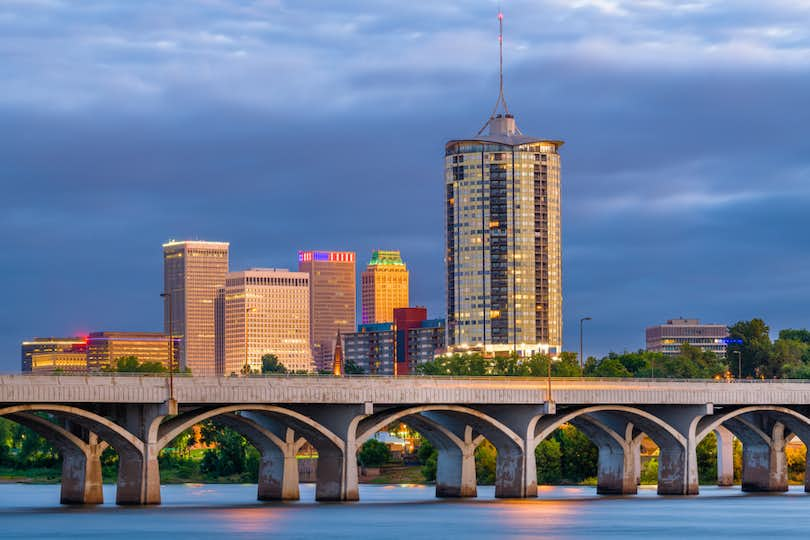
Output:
(590, 357), (632, 378)
(555, 425), (598, 482)
(260, 354), (287, 374)
(344, 359), (365, 375)
(535, 438), (562, 484)
(475, 440), (497, 484)
(727, 319), (772, 378)
(417, 440), (438, 482)
(358, 439), (390, 467)
(107, 356), (167, 373)
(696, 432), (717, 484)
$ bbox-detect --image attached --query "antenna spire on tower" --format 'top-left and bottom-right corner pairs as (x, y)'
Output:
(478, 4), (520, 136)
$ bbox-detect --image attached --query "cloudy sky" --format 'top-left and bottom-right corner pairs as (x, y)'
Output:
(2, 0), (810, 371)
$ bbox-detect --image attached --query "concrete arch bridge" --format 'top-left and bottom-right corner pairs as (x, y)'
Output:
(1, 375), (809, 505)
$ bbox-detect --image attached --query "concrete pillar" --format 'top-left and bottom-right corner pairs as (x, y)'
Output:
(573, 414), (637, 495)
(287, 404), (369, 502)
(114, 403), (169, 505)
(434, 426), (479, 498)
(473, 405), (547, 499)
(314, 446), (348, 501)
(657, 445), (689, 495)
(632, 437), (642, 486)
(741, 422), (787, 492)
(494, 444), (527, 498)
(7, 412), (105, 505)
(715, 427), (734, 487)
(256, 431), (301, 501)
(644, 404), (712, 495)
(60, 437), (104, 505)
(596, 445), (636, 495)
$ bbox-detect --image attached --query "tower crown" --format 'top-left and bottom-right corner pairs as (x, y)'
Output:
(478, 8), (522, 137)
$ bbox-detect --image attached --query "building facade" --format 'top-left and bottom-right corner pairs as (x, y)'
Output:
(30, 352), (88, 373)
(298, 250), (356, 371)
(445, 119), (563, 357)
(343, 310), (446, 375)
(163, 240), (229, 375)
(86, 331), (177, 371)
(361, 250), (409, 324)
(20, 337), (86, 372)
(217, 268), (313, 375)
(646, 319), (729, 357)
(445, 18), (562, 357)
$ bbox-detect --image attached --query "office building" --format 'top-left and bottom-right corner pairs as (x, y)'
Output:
(445, 12), (562, 357)
(86, 331), (177, 371)
(646, 318), (729, 357)
(298, 250), (356, 371)
(217, 268), (313, 375)
(343, 309), (446, 375)
(21, 337), (86, 372)
(163, 240), (229, 375)
(30, 352), (88, 373)
(361, 250), (409, 324)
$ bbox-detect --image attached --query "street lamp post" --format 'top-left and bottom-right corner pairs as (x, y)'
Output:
(579, 317), (592, 371)
(160, 291), (174, 401)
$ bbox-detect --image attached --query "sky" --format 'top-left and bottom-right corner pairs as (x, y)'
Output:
(2, 0), (810, 372)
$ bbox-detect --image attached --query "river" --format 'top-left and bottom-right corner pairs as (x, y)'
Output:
(1, 484), (809, 538)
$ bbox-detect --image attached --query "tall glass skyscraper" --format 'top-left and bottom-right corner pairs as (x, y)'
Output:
(163, 240), (229, 375)
(444, 12), (563, 356)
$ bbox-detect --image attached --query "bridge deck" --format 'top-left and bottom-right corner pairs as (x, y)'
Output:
(1, 375), (808, 405)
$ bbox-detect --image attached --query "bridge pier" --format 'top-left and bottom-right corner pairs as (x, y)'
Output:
(406, 415), (479, 498)
(60, 433), (104, 505)
(289, 404), (370, 502)
(740, 422), (787, 492)
(715, 426), (734, 486)
(221, 413), (302, 501)
(113, 403), (171, 505)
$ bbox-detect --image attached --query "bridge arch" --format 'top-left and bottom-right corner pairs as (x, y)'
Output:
(156, 404), (343, 452)
(696, 406), (810, 443)
(356, 405), (522, 449)
(0, 404), (143, 456)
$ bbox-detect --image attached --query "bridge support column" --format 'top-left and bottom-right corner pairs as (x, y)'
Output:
(60, 434), (104, 505)
(436, 437), (478, 498)
(715, 427), (734, 486)
(741, 423), (787, 492)
(256, 431), (301, 501)
(114, 403), (170, 505)
(289, 404), (369, 502)
(595, 445), (636, 495)
(632, 437), (641, 486)
(477, 405), (546, 499)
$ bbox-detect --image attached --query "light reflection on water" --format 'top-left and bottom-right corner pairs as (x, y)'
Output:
(1, 484), (809, 539)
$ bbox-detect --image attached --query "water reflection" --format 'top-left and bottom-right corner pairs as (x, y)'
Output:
(1, 484), (810, 539)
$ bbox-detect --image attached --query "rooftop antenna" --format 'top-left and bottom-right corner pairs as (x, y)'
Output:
(478, 3), (521, 136)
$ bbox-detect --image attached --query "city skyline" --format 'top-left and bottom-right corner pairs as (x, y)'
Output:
(2, 2), (810, 372)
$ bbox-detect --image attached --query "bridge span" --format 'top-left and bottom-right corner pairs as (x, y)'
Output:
(2, 375), (809, 505)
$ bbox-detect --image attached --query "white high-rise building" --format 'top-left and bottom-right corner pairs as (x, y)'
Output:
(217, 268), (313, 375)
(445, 11), (563, 356)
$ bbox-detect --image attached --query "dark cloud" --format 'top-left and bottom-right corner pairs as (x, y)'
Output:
(2, 1), (810, 370)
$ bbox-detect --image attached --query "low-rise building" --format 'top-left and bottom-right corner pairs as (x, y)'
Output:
(21, 337), (86, 372)
(342, 309), (446, 375)
(86, 331), (178, 371)
(30, 352), (88, 373)
(645, 318), (729, 357)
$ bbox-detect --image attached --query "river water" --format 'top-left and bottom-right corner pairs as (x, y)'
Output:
(1, 483), (809, 539)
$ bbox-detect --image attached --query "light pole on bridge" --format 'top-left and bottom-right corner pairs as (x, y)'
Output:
(160, 291), (174, 401)
(579, 317), (592, 371)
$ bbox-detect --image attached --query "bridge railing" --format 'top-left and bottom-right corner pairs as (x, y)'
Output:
(5, 372), (810, 383)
